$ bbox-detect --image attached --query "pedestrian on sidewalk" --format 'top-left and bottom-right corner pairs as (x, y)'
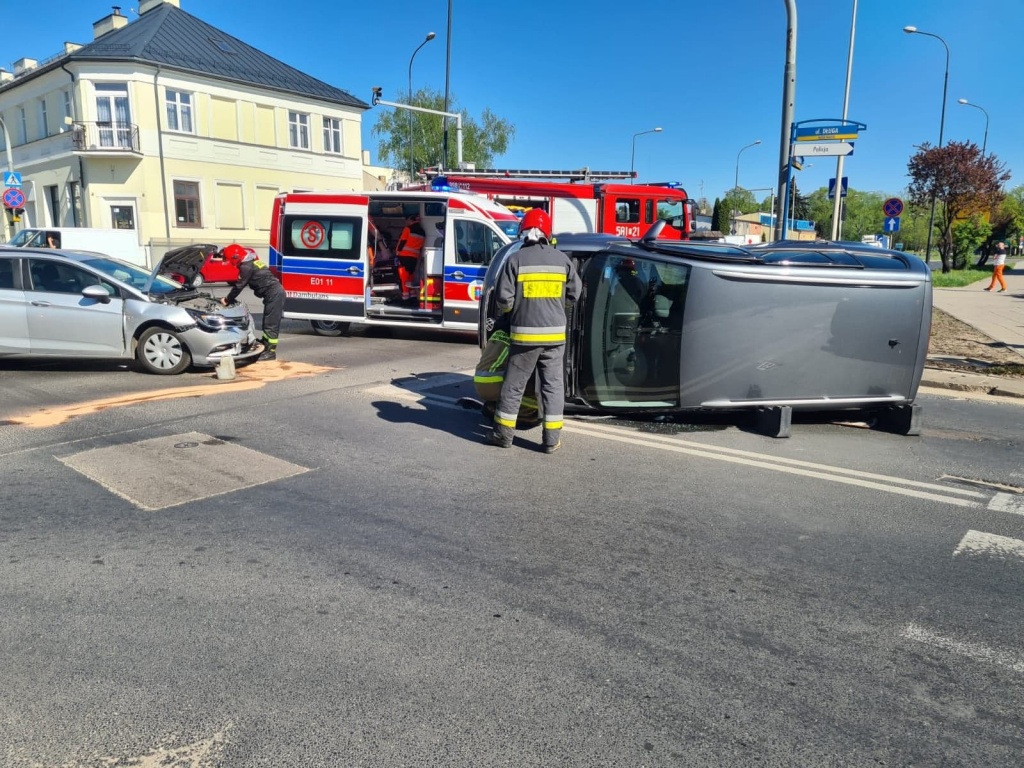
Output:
(985, 242), (1007, 293)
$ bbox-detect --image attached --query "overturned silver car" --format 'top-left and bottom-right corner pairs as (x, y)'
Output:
(479, 227), (932, 436)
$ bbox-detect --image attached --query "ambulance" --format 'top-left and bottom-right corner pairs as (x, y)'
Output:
(268, 190), (520, 335)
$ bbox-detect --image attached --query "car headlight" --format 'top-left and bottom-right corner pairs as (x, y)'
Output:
(185, 308), (230, 331)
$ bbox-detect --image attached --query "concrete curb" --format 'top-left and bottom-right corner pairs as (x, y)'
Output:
(921, 367), (1024, 399)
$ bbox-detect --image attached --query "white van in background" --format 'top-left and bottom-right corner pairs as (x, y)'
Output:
(8, 227), (149, 267)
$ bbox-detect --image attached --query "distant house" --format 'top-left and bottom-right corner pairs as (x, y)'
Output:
(0, 0), (372, 263)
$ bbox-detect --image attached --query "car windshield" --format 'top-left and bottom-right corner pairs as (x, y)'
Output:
(496, 220), (521, 238)
(9, 230), (45, 247)
(80, 256), (181, 295)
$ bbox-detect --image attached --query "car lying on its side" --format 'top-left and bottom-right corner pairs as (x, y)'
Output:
(479, 228), (933, 435)
(0, 245), (261, 374)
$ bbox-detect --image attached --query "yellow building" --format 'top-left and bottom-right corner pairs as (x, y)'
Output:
(0, 0), (377, 264)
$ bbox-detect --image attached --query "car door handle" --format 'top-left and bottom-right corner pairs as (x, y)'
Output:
(451, 271), (465, 280)
(31, 300), (52, 307)
(347, 266), (362, 275)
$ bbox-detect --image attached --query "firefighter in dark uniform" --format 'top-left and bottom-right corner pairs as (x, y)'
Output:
(487, 208), (581, 453)
(219, 243), (284, 361)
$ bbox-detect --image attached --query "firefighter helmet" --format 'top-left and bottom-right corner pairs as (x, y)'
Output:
(221, 243), (248, 266)
(519, 208), (552, 240)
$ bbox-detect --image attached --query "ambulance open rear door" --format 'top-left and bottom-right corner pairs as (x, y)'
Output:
(273, 193), (370, 327)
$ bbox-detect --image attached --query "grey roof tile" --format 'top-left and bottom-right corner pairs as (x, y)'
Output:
(71, 4), (367, 110)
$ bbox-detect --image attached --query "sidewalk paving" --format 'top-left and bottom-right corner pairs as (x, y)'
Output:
(922, 261), (1024, 400)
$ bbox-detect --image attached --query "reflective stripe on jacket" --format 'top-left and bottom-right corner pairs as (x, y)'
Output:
(496, 243), (581, 346)
(396, 225), (425, 259)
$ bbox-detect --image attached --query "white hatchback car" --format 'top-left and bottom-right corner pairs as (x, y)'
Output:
(0, 246), (261, 374)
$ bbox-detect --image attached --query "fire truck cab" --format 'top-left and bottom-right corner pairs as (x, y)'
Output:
(269, 190), (520, 335)
(424, 169), (697, 241)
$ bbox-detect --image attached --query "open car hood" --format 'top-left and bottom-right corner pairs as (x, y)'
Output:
(153, 243), (220, 289)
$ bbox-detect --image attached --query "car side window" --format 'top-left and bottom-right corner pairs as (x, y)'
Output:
(0, 259), (14, 289)
(454, 220), (505, 265)
(27, 258), (114, 295)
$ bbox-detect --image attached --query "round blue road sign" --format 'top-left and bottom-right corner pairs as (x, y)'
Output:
(883, 197), (904, 218)
(3, 187), (25, 209)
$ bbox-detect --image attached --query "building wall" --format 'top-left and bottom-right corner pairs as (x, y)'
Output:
(0, 54), (368, 260)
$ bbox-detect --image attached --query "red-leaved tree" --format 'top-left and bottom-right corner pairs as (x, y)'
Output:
(906, 141), (1010, 272)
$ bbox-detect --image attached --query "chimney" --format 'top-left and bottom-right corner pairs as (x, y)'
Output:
(0, 69), (13, 83)
(93, 7), (129, 39)
(13, 58), (38, 75)
(139, 0), (181, 13)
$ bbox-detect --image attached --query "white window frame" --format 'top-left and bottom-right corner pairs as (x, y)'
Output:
(165, 88), (194, 133)
(323, 116), (343, 155)
(39, 99), (48, 139)
(18, 107), (27, 144)
(289, 111), (310, 149)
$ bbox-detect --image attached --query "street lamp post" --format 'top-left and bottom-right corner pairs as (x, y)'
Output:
(958, 98), (989, 156)
(407, 31), (436, 182)
(903, 25), (949, 263)
(629, 127), (662, 184)
(732, 140), (761, 233)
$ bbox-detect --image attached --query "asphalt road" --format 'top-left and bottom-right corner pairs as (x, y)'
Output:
(2, 309), (1023, 767)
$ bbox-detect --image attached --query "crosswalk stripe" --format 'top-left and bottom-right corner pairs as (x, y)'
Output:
(953, 530), (1024, 562)
(901, 623), (1024, 674)
(988, 492), (1024, 516)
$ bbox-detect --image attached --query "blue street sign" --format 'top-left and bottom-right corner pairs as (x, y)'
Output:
(3, 187), (25, 208)
(795, 125), (859, 141)
(883, 197), (904, 218)
(828, 177), (849, 200)
(3, 171), (22, 188)
(884, 216), (901, 233)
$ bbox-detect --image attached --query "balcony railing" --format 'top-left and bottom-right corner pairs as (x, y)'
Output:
(71, 121), (140, 153)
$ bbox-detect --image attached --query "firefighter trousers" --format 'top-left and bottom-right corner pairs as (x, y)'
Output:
(493, 344), (565, 448)
(261, 289), (285, 346)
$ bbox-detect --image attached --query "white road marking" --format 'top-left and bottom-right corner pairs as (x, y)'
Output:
(989, 492), (1024, 516)
(370, 380), (984, 509)
(901, 623), (1024, 674)
(953, 529), (1024, 562)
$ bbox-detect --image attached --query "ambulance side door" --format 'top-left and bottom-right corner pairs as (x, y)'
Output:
(441, 216), (506, 330)
(279, 197), (368, 323)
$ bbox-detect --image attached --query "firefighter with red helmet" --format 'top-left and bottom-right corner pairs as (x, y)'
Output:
(487, 208), (581, 453)
(219, 243), (284, 361)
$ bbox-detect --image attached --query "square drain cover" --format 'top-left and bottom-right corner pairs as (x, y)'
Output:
(60, 432), (309, 510)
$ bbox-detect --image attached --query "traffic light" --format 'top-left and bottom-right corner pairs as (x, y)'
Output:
(371, 86), (382, 106)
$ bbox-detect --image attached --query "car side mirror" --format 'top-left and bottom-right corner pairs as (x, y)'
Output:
(82, 284), (112, 303)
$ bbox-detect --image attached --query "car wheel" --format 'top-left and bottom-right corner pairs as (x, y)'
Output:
(311, 320), (350, 337)
(136, 327), (192, 375)
(192, 272), (204, 287)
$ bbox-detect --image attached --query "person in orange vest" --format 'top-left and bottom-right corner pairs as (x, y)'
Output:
(395, 213), (425, 301)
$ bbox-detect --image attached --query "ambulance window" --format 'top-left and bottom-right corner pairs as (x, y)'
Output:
(454, 220), (504, 265)
(284, 215), (361, 259)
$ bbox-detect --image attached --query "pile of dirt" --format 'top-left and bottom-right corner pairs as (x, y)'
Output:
(928, 307), (1024, 379)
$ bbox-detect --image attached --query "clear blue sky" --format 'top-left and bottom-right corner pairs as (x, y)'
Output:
(6, 0), (1020, 205)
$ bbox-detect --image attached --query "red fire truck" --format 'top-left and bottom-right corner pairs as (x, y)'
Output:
(423, 168), (697, 240)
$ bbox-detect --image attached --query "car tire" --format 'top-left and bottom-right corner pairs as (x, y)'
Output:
(310, 320), (350, 337)
(192, 273), (204, 287)
(136, 327), (192, 375)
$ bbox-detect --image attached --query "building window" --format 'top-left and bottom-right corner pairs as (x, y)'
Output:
(289, 111), (309, 149)
(39, 99), (48, 139)
(63, 90), (73, 120)
(166, 89), (193, 133)
(18, 107), (27, 144)
(173, 181), (202, 228)
(323, 117), (343, 154)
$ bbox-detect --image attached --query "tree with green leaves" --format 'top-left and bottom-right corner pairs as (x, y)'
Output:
(951, 215), (992, 269)
(370, 88), (515, 178)
(711, 197), (727, 234)
(993, 184), (1024, 249)
(906, 140), (1010, 272)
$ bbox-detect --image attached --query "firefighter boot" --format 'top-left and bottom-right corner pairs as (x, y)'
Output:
(258, 337), (278, 361)
(486, 424), (513, 448)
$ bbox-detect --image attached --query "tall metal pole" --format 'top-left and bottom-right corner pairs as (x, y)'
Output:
(442, 0), (453, 170)
(903, 26), (949, 263)
(0, 117), (17, 240)
(958, 99), (989, 156)
(830, 0), (857, 241)
(629, 127), (662, 184)
(733, 140), (760, 234)
(407, 32), (436, 182)
(776, 0), (798, 242)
